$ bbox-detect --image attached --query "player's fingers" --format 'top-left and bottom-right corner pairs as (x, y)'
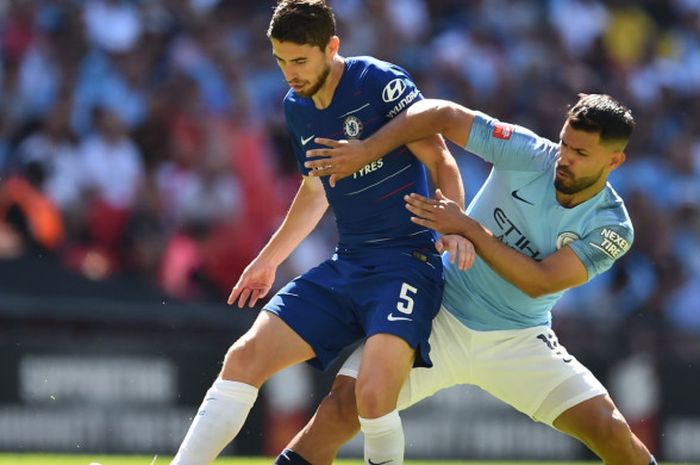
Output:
(407, 192), (432, 203)
(305, 148), (333, 160)
(435, 188), (445, 200)
(435, 237), (445, 253)
(457, 239), (467, 270)
(248, 289), (262, 308)
(406, 193), (437, 208)
(237, 288), (252, 309)
(466, 241), (476, 268)
(329, 174), (338, 188)
(304, 156), (332, 168)
(448, 238), (458, 264)
(410, 216), (434, 229)
(404, 194), (436, 212)
(308, 167), (334, 177)
(314, 137), (344, 148)
(227, 285), (242, 305)
(405, 202), (434, 219)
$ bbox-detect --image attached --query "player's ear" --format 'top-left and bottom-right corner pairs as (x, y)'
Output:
(327, 35), (340, 56)
(609, 150), (625, 170)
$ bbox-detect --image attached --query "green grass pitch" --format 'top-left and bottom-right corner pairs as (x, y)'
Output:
(0, 454), (670, 465)
(0, 455), (695, 465)
(0, 455), (642, 465)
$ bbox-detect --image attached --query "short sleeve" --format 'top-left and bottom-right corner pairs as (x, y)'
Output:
(568, 224), (634, 280)
(362, 62), (423, 120)
(466, 111), (559, 171)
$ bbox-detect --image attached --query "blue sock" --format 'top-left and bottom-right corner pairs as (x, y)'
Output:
(273, 448), (313, 465)
(649, 456), (657, 465)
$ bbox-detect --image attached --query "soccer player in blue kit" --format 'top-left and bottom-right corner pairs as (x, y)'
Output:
(170, 1), (469, 465)
(280, 94), (657, 465)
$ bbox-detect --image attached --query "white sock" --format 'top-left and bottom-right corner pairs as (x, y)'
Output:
(359, 410), (404, 465)
(171, 379), (258, 465)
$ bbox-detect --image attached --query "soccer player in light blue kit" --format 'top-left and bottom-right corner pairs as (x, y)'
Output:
(170, 2), (469, 465)
(280, 94), (657, 464)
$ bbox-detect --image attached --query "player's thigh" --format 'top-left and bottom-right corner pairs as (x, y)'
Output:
(340, 308), (469, 411)
(221, 311), (315, 385)
(552, 393), (619, 439)
(473, 326), (605, 425)
(265, 259), (365, 371)
(354, 250), (444, 369)
(356, 334), (415, 404)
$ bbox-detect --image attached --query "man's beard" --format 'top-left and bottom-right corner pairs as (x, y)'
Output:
(296, 64), (331, 98)
(554, 165), (604, 195)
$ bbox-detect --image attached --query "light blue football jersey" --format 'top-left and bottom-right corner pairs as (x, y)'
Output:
(443, 112), (634, 330)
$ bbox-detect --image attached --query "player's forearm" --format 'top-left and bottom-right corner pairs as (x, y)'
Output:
(433, 154), (464, 208)
(407, 135), (465, 207)
(258, 181), (328, 267)
(458, 219), (553, 298)
(364, 99), (474, 160)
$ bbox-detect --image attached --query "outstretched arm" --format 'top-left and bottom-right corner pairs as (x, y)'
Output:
(305, 99), (476, 184)
(228, 176), (328, 308)
(405, 191), (588, 297)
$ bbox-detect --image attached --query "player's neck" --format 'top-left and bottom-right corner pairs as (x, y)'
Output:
(555, 181), (606, 208)
(311, 56), (345, 110)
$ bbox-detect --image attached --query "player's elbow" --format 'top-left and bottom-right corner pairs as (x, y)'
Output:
(523, 286), (547, 299)
(522, 276), (570, 298)
(418, 99), (473, 147)
(520, 280), (552, 299)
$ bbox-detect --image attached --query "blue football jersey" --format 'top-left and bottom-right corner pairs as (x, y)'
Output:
(284, 56), (434, 250)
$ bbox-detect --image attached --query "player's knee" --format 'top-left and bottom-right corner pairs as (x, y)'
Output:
(355, 378), (395, 418)
(586, 406), (633, 448)
(221, 336), (263, 382)
(602, 410), (635, 445)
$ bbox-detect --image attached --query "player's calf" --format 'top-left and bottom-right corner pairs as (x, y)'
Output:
(554, 394), (654, 465)
(278, 375), (360, 465)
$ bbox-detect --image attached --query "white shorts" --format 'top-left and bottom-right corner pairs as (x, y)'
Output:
(338, 306), (607, 426)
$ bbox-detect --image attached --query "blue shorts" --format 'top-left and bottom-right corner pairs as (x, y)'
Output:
(265, 246), (444, 371)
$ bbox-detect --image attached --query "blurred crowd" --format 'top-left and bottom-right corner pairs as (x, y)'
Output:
(1, 0), (699, 334)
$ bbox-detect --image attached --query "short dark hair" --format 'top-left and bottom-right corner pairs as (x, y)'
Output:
(267, 0), (336, 50)
(567, 94), (635, 149)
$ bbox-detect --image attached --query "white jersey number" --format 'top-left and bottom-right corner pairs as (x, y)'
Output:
(396, 283), (418, 315)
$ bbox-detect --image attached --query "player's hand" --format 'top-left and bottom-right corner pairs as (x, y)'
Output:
(436, 234), (475, 271)
(405, 189), (468, 235)
(227, 258), (276, 309)
(305, 138), (371, 187)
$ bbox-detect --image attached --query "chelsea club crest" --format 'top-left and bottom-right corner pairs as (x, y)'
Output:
(342, 115), (363, 139)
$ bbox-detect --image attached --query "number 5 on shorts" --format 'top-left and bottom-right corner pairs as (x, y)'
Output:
(397, 282), (418, 315)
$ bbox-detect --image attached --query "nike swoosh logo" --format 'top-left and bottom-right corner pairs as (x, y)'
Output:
(387, 313), (412, 322)
(368, 460), (393, 465)
(301, 135), (315, 146)
(511, 189), (534, 205)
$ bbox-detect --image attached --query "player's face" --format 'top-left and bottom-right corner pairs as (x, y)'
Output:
(555, 122), (618, 196)
(271, 39), (332, 98)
